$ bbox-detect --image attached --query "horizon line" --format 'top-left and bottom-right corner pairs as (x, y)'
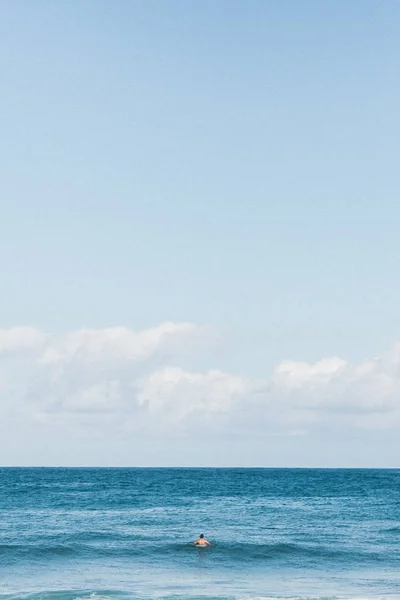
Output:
(1, 465), (399, 469)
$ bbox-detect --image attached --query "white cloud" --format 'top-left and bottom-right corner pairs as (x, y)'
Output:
(137, 367), (250, 420)
(273, 356), (347, 390)
(1, 323), (400, 443)
(39, 321), (204, 365)
(0, 327), (46, 354)
(270, 347), (400, 428)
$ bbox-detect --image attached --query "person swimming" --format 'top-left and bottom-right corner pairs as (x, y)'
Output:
(194, 533), (211, 546)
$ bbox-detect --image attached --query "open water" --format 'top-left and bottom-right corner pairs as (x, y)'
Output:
(1, 468), (399, 600)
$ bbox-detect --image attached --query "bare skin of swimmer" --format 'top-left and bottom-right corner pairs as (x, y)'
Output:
(194, 534), (211, 546)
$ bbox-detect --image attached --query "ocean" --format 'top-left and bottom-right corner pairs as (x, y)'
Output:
(1, 468), (399, 600)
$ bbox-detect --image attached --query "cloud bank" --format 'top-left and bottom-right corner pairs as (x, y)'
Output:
(1, 322), (400, 446)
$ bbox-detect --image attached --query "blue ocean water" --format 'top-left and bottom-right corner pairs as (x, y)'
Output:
(1, 469), (399, 600)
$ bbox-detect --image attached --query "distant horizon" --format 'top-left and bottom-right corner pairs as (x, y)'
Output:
(2, 465), (399, 470)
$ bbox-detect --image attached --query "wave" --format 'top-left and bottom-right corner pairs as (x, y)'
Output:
(381, 526), (400, 534)
(175, 541), (390, 564)
(0, 540), (390, 565)
(0, 591), (131, 600)
(2, 592), (400, 600)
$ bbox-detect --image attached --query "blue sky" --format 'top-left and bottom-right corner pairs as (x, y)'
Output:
(1, 1), (400, 466)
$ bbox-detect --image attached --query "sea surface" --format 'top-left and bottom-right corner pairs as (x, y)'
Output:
(1, 468), (400, 600)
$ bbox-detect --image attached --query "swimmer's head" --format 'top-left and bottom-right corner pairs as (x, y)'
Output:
(199, 534), (204, 538)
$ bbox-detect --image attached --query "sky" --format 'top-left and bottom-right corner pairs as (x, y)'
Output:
(1, 0), (399, 467)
